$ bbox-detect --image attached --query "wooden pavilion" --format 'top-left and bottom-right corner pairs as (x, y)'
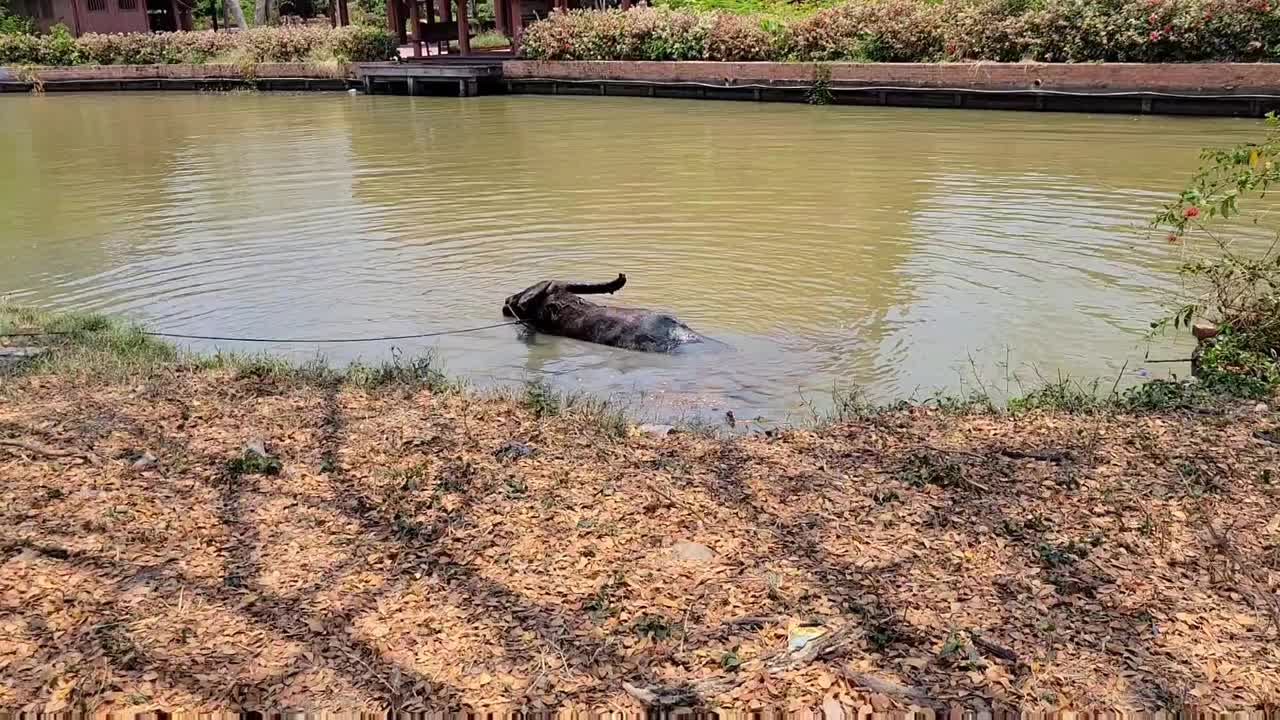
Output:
(387, 0), (633, 57)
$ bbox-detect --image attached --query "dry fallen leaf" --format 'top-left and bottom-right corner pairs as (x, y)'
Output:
(0, 370), (1276, 712)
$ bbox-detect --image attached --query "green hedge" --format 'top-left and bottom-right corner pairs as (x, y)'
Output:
(520, 0), (1280, 62)
(0, 24), (397, 65)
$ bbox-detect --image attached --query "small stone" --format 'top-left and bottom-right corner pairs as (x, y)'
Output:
(494, 441), (532, 461)
(1191, 320), (1220, 341)
(787, 624), (826, 650)
(669, 541), (715, 563)
(131, 452), (157, 470)
(243, 438), (269, 458)
(637, 424), (674, 438)
(230, 439), (280, 476)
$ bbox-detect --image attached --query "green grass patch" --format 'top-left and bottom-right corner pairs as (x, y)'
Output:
(0, 303), (458, 393)
(512, 380), (628, 437)
(470, 30), (510, 50)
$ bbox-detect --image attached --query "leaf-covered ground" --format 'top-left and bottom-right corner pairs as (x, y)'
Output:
(1, 369), (1278, 714)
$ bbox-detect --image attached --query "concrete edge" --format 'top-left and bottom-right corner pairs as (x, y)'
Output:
(501, 60), (1280, 95)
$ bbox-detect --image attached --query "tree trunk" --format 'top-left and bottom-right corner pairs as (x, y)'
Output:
(253, 0), (270, 25)
(225, 0), (248, 28)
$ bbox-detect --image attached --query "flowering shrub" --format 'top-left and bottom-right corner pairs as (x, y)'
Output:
(0, 29), (40, 63)
(1016, 0), (1279, 61)
(787, 0), (944, 61)
(939, 0), (1027, 61)
(520, 0), (1280, 62)
(704, 12), (778, 60)
(0, 24), (395, 65)
(1151, 113), (1280, 396)
(326, 24), (398, 61)
(520, 7), (713, 60)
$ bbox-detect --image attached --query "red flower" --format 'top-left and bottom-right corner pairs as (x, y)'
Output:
(1148, 12), (1159, 22)
(1167, 232), (1180, 243)
(1150, 30), (1162, 39)
(1184, 206), (1200, 218)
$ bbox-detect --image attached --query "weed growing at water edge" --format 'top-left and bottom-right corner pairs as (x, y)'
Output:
(1151, 112), (1280, 397)
(514, 380), (627, 436)
(523, 380), (562, 417)
(806, 63), (834, 105)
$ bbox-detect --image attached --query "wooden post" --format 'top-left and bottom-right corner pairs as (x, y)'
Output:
(455, 0), (469, 55)
(509, 0), (521, 50)
(494, 0), (505, 35)
(440, 0), (450, 25)
(410, 0), (422, 57)
(620, 0), (631, 9)
(69, 0), (83, 34)
(338, 0), (349, 25)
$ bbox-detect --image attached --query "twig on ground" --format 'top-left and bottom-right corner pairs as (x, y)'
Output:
(342, 648), (401, 707)
(0, 437), (101, 465)
(723, 615), (784, 628)
(646, 480), (708, 523)
(972, 633), (1020, 664)
(678, 589), (708, 654)
(999, 448), (1075, 463)
(623, 624), (858, 706)
(916, 446), (995, 491)
(922, 444), (988, 461)
(837, 670), (934, 700)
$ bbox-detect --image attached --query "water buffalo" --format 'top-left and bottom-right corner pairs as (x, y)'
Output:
(502, 274), (705, 352)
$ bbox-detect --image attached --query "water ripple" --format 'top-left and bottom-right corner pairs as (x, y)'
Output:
(0, 94), (1268, 418)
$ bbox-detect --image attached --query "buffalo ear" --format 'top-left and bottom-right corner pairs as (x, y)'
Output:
(517, 281), (553, 312)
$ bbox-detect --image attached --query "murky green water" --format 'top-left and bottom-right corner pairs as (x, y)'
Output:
(0, 93), (1267, 419)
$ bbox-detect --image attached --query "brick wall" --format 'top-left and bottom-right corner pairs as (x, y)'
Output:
(502, 61), (1280, 95)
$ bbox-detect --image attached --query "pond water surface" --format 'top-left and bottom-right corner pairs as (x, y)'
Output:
(0, 93), (1267, 420)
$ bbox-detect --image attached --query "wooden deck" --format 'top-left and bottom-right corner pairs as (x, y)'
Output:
(354, 59), (504, 96)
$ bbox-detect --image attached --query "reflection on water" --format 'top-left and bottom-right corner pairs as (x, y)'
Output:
(0, 93), (1267, 419)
